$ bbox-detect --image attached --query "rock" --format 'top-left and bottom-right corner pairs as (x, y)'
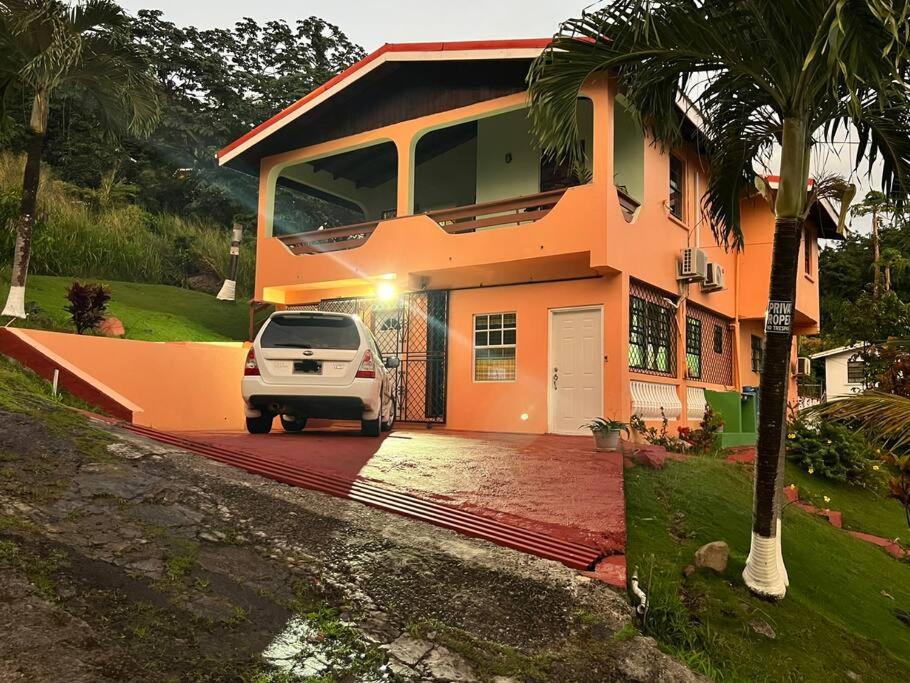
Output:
(98, 316), (125, 337)
(682, 564), (696, 578)
(422, 646), (477, 682)
(749, 619), (776, 639)
(388, 635), (434, 666)
(694, 541), (729, 572)
(387, 658), (419, 680)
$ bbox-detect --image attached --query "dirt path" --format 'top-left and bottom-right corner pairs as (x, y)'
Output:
(0, 400), (700, 682)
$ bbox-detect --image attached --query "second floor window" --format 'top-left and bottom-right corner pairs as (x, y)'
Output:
(804, 227), (813, 275)
(751, 335), (764, 373)
(686, 317), (702, 379)
(669, 155), (685, 219)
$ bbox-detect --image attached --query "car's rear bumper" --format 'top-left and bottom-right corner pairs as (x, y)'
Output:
(247, 394), (365, 420)
(241, 377), (381, 419)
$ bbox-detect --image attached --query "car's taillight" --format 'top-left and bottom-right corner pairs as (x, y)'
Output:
(356, 349), (376, 378)
(244, 348), (260, 376)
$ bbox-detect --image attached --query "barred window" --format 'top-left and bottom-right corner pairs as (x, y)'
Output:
(751, 335), (763, 373)
(474, 313), (516, 381)
(686, 317), (702, 379)
(629, 291), (674, 375)
(847, 359), (865, 384)
(713, 324), (724, 354)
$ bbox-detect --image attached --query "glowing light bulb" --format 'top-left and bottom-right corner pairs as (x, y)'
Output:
(376, 282), (397, 301)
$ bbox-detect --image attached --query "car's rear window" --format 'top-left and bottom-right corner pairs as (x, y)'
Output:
(260, 314), (361, 350)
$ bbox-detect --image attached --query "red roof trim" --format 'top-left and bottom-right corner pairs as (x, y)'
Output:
(217, 38), (551, 161)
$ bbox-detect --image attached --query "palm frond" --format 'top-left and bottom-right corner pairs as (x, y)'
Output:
(811, 391), (910, 452)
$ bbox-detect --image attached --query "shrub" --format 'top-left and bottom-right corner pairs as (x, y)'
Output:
(681, 406), (724, 454)
(786, 418), (878, 484)
(65, 282), (111, 334)
(631, 410), (688, 453)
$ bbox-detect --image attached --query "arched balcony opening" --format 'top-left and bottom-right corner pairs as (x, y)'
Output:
(613, 95), (645, 222)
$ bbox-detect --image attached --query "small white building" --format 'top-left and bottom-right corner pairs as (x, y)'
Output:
(809, 344), (868, 400)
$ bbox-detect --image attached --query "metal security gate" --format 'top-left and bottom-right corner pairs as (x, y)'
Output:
(289, 291), (448, 423)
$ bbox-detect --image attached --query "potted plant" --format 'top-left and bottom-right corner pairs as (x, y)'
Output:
(581, 417), (630, 452)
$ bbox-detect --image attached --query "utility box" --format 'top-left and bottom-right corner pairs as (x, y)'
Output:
(705, 389), (758, 447)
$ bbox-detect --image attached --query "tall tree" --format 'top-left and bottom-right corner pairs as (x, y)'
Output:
(528, 1), (910, 598)
(0, 0), (160, 318)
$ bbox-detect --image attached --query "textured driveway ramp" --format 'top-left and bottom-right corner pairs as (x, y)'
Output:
(123, 425), (626, 582)
(122, 423), (606, 573)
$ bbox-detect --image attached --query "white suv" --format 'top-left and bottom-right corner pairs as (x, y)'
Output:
(241, 311), (399, 436)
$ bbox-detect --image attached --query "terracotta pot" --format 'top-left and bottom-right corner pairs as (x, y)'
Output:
(593, 429), (621, 452)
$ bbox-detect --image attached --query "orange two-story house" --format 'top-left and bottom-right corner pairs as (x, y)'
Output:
(218, 40), (838, 439)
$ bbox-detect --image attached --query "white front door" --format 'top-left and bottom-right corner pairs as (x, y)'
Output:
(549, 307), (603, 434)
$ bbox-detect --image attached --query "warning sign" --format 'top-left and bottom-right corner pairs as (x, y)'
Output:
(765, 300), (793, 335)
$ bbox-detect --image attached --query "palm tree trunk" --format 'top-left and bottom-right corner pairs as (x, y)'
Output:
(2, 95), (48, 319)
(743, 117), (809, 600)
(872, 210), (882, 297)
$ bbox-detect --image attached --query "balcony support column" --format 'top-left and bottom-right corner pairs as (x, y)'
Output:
(395, 137), (415, 218)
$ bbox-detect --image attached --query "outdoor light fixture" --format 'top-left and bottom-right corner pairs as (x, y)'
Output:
(520, 413), (529, 421)
(376, 282), (397, 301)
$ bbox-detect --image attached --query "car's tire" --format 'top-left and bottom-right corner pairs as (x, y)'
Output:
(246, 412), (274, 434)
(361, 400), (382, 437)
(280, 415), (307, 433)
(381, 397), (395, 432)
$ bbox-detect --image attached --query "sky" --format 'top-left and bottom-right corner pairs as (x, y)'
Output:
(120, 1), (880, 234)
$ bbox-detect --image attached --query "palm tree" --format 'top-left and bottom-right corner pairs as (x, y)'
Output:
(0, 0), (160, 318)
(880, 247), (910, 293)
(528, 1), (910, 599)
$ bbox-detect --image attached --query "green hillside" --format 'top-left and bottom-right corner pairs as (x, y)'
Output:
(1, 274), (251, 342)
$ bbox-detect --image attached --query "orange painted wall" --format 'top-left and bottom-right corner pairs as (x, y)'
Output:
(16, 330), (248, 431)
(445, 276), (626, 434)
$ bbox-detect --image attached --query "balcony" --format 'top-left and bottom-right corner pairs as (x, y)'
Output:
(278, 189), (568, 255)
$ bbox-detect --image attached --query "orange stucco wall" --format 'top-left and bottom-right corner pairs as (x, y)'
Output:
(16, 330), (248, 431)
(446, 277), (626, 433)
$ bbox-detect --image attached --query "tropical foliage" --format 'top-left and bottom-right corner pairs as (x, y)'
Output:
(64, 280), (109, 334)
(1, 8), (365, 227)
(0, 0), (161, 317)
(785, 418), (879, 485)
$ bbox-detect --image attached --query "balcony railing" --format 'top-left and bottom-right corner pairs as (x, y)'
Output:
(278, 189), (568, 255)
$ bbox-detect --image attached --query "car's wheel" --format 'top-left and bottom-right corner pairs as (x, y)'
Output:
(361, 399), (382, 437)
(280, 415), (307, 433)
(381, 397), (395, 432)
(246, 412), (274, 434)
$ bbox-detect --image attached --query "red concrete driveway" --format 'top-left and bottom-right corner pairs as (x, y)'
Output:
(180, 425), (625, 557)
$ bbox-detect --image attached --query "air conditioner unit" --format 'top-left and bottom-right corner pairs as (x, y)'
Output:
(676, 248), (708, 282)
(796, 357), (812, 376)
(701, 263), (726, 292)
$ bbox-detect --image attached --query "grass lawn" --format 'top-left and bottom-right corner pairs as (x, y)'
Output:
(626, 457), (910, 682)
(1, 274), (254, 342)
(784, 463), (908, 543)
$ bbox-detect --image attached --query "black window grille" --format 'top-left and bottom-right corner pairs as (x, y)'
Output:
(686, 317), (702, 379)
(629, 281), (677, 376)
(687, 303), (734, 385)
(751, 335), (764, 373)
(669, 155), (685, 219)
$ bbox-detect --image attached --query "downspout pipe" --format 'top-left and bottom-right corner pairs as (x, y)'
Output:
(630, 568), (648, 616)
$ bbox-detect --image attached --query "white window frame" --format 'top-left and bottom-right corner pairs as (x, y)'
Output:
(472, 312), (518, 383)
